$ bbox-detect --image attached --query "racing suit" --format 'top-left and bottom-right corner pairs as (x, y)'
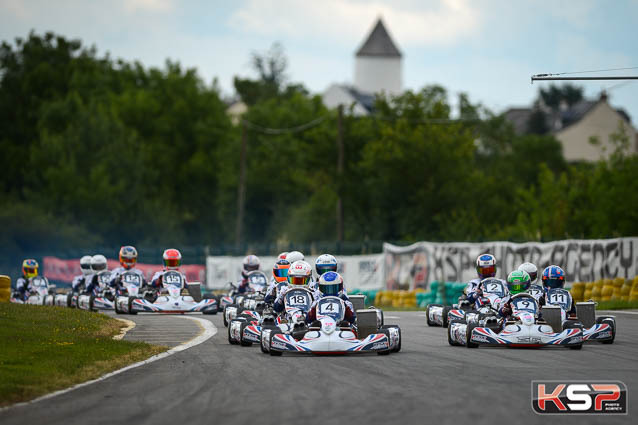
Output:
(150, 270), (188, 289)
(305, 292), (356, 325)
(71, 274), (85, 293)
(82, 273), (101, 295)
(272, 285), (318, 314)
(108, 267), (147, 292)
(15, 276), (32, 300)
(264, 278), (283, 304)
(464, 278), (483, 303)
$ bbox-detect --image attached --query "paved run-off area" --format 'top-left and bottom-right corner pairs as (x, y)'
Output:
(1, 311), (636, 425)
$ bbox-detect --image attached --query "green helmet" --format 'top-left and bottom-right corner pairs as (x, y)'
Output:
(507, 270), (531, 295)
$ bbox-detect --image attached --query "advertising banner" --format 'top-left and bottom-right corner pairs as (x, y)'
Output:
(43, 256), (206, 284)
(383, 238), (638, 291)
(206, 254), (384, 290)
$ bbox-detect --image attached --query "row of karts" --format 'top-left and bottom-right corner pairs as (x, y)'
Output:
(425, 278), (616, 349)
(10, 270), (219, 315)
(221, 273), (401, 356)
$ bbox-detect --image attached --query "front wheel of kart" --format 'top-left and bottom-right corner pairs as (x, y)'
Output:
(114, 297), (122, 314)
(89, 295), (96, 312)
(66, 293), (73, 308)
(597, 316), (616, 344)
(128, 297), (138, 315)
(563, 321), (584, 350)
(426, 304), (440, 326)
(380, 325), (401, 352)
(447, 319), (463, 346)
(227, 323), (239, 345)
(466, 323), (479, 348)
(442, 306), (452, 328)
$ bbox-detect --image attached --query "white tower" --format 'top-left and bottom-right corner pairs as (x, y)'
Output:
(354, 18), (402, 95)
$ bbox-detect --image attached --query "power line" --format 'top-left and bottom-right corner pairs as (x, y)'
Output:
(242, 116), (328, 134)
(533, 66), (638, 77)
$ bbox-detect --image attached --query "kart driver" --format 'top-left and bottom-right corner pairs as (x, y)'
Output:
(82, 254), (109, 295)
(312, 254), (339, 293)
(15, 259), (39, 300)
(540, 265), (576, 315)
(265, 259), (290, 304)
(273, 260), (313, 314)
(108, 246), (147, 292)
(150, 249), (187, 289)
(499, 270), (532, 318)
(305, 271), (356, 325)
(71, 255), (92, 293)
(465, 254), (498, 303)
(236, 255), (260, 294)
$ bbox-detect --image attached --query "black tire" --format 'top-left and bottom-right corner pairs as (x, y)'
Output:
(66, 293), (73, 308)
(89, 295), (96, 311)
(563, 321), (584, 350)
(128, 296), (138, 315)
(228, 322), (239, 345)
(202, 294), (219, 315)
(114, 297), (122, 314)
(426, 304), (442, 326)
(466, 323), (479, 348)
(448, 319), (463, 346)
(597, 317), (616, 344)
(442, 306), (452, 328)
(223, 304), (240, 327)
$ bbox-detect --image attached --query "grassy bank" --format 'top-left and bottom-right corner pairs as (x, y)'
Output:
(0, 303), (165, 407)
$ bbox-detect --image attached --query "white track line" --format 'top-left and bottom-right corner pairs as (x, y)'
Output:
(1, 316), (216, 411)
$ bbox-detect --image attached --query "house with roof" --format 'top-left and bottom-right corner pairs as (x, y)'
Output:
(504, 92), (638, 162)
(323, 18), (402, 116)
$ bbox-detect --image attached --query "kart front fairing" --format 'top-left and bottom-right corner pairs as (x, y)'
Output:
(131, 294), (217, 313)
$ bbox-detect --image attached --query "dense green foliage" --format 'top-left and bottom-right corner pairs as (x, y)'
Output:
(1, 32), (637, 267)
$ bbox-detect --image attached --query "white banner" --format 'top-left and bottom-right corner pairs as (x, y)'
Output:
(383, 238), (638, 291)
(206, 254), (384, 290)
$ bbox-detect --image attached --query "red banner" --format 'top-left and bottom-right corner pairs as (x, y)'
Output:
(43, 256), (206, 284)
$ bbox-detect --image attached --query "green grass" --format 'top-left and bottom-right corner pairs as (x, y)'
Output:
(0, 303), (166, 407)
(595, 300), (638, 310)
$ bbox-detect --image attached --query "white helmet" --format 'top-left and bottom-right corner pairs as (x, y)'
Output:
(518, 262), (538, 283)
(80, 255), (93, 276)
(91, 254), (108, 272)
(287, 260), (312, 286)
(286, 251), (304, 264)
(242, 255), (260, 272)
(315, 254), (337, 276)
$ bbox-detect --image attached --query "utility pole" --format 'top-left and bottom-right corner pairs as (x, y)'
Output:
(336, 105), (344, 244)
(235, 121), (247, 250)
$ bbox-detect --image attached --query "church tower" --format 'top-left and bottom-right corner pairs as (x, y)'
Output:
(354, 18), (402, 95)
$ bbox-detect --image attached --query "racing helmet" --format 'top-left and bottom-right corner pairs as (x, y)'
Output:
(91, 255), (108, 272)
(80, 255), (92, 276)
(517, 262), (538, 283)
(285, 251), (304, 264)
(315, 254), (337, 276)
(506, 270), (531, 295)
(242, 254), (260, 275)
(163, 249), (181, 270)
(541, 265), (565, 289)
(318, 271), (343, 297)
(277, 252), (288, 260)
(22, 259), (39, 279)
(287, 260), (312, 286)
(476, 254), (496, 279)
(272, 259), (291, 283)
(119, 246), (138, 270)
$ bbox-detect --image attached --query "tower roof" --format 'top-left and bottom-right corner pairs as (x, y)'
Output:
(356, 18), (402, 58)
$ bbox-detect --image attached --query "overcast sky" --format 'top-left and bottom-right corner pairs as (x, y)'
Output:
(1, 0), (637, 121)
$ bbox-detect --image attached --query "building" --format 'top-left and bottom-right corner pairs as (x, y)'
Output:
(504, 92), (638, 162)
(323, 18), (403, 116)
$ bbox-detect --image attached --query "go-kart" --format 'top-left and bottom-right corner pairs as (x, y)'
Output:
(77, 271), (115, 311)
(10, 276), (56, 305)
(451, 293), (584, 349)
(263, 296), (401, 356)
(222, 271), (271, 326)
(427, 278), (509, 327)
(540, 288), (615, 344)
(114, 270), (147, 314)
(118, 270), (216, 314)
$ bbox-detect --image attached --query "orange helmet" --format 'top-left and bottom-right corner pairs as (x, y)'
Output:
(273, 259), (290, 283)
(163, 249), (181, 270)
(119, 246), (138, 270)
(277, 252), (288, 260)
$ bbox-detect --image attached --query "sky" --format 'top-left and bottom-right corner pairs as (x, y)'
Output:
(1, 0), (637, 120)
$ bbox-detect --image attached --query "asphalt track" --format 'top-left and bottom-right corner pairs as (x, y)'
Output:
(2, 311), (636, 425)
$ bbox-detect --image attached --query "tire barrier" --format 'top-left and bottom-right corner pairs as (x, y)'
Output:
(366, 282), (467, 308)
(570, 277), (638, 303)
(0, 275), (11, 302)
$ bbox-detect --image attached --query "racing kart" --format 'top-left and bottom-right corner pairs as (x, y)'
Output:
(114, 270), (147, 314)
(10, 276), (56, 305)
(539, 288), (615, 344)
(77, 270), (115, 311)
(450, 293), (584, 349)
(115, 270), (216, 314)
(222, 271), (270, 326)
(427, 278), (509, 327)
(263, 296), (401, 355)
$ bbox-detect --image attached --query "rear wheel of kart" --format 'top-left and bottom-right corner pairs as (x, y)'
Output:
(426, 304), (441, 326)
(114, 297), (122, 314)
(597, 316), (616, 344)
(88, 295), (96, 311)
(447, 319), (463, 346)
(563, 321), (583, 350)
(66, 293), (73, 308)
(442, 306), (452, 328)
(227, 323), (239, 345)
(466, 323), (479, 348)
(128, 297), (138, 315)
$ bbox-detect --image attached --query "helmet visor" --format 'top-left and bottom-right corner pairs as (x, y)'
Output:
(92, 263), (107, 272)
(477, 265), (496, 277)
(508, 281), (530, 294)
(320, 282), (342, 297)
(288, 276), (309, 286)
(543, 277), (564, 289)
(273, 267), (289, 279)
(244, 263), (259, 272)
(122, 258), (136, 269)
(23, 267), (38, 278)
(164, 258), (180, 268)
(316, 264), (337, 276)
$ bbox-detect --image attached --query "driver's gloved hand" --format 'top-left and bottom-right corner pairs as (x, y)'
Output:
(338, 320), (350, 327)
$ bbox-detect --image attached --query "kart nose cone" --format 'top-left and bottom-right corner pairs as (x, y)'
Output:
(322, 318), (337, 334)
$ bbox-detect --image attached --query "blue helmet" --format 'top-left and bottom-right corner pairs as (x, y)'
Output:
(541, 265), (565, 289)
(315, 254), (337, 276)
(318, 271), (343, 297)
